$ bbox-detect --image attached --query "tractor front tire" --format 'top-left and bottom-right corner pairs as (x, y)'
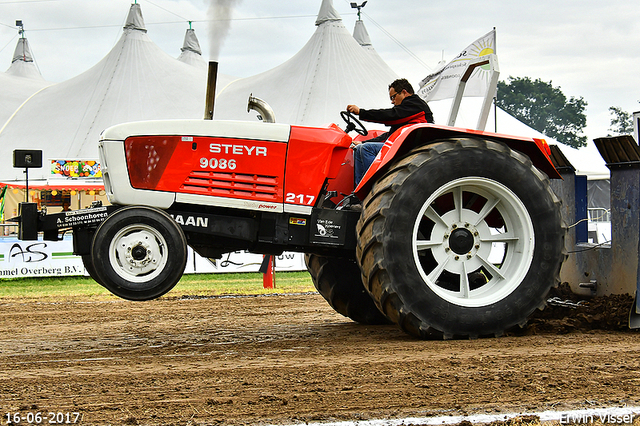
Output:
(91, 206), (187, 301)
(357, 138), (565, 339)
(82, 254), (103, 285)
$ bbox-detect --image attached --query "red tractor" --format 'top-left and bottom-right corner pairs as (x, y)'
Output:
(17, 106), (565, 339)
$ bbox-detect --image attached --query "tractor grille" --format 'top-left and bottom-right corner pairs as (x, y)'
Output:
(182, 171), (279, 200)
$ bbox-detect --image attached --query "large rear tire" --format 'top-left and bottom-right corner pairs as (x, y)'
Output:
(357, 138), (565, 339)
(91, 206), (187, 301)
(305, 254), (391, 325)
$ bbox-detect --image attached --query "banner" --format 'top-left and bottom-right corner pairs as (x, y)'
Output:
(188, 250), (307, 274)
(418, 29), (496, 101)
(51, 160), (102, 178)
(0, 235), (306, 278)
(0, 236), (85, 278)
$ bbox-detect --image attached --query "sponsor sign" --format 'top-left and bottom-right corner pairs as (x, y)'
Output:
(56, 207), (110, 228)
(192, 250), (306, 274)
(309, 209), (347, 246)
(0, 236), (306, 278)
(51, 159), (102, 178)
(0, 236), (84, 278)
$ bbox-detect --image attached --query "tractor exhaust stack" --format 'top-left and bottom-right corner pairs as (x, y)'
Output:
(204, 61), (218, 120)
(247, 94), (276, 123)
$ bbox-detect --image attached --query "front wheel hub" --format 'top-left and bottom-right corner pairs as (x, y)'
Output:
(113, 229), (164, 277)
(131, 244), (148, 261)
(449, 228), (475, 255)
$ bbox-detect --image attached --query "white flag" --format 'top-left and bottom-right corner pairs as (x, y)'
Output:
(418, 29), (496, 102)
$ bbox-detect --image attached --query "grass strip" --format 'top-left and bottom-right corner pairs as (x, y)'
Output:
(0, 271), (315, 302)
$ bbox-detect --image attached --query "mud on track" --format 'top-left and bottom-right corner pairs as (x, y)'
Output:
(1, 292), (639, 426)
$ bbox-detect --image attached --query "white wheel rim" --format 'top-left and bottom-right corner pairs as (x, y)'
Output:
(108, 224), (169, 283)
(412, 177), (535, 307)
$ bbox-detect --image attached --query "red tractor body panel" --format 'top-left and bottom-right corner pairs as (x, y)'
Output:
(285, 124), (353, 208)
(125, 135), (287, 204)
(121, 122), (357, 211)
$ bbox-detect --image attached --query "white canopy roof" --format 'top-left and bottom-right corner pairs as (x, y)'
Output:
(5, 37), (45, 81)
(1, 36), (51, 130)
(214, 0), (398, 127)
(554, 141), (609, 179)
(0, 4), (233, 182)
(177, 28), (207, 70)
(353, 19), (397, 77)
(0, 73), (50, 130)
(352, 19), (372, 48)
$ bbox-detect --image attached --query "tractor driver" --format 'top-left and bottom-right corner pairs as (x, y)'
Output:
(346, 78), (434, 186)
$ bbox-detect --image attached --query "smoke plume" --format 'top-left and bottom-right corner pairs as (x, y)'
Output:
(208, 0), (241, 60)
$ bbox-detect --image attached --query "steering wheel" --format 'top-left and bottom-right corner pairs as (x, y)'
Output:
(340, 111), (368, 137)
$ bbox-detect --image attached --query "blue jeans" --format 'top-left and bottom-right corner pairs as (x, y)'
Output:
(353, 133), (388, 186)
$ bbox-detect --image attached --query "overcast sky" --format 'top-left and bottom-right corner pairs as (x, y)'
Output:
(1, 0), (639, 144)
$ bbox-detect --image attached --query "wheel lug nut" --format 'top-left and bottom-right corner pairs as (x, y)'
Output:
(445, 247), (450, 252)
(474, 232), (479, 236)
(467, 254), (472, 259)
(465, 223), (470, 228)
(454, 255), (460, 261)
(475, 244), (480, 249)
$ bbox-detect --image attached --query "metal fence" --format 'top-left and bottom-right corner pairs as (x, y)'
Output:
(588, 208), (611, 223)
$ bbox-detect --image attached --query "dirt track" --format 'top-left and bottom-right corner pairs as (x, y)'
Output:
(1, 291), (640, 426)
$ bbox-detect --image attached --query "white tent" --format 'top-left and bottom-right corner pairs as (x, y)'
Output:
(0, 73), (50, 130)
(1, 37), (51, 129)
(5, 37), (45, 81)
(214, 0), (398, 127)
(177, 28), (207, 70)
(557, 143), (608, 179)
(352, 19), (396, 79)
(0, 4), (234, 182)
